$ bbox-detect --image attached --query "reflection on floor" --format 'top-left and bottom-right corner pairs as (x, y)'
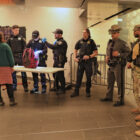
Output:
(0, 78), (139, 140)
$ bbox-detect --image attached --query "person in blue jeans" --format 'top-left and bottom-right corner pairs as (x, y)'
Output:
(26, 30), (47, 94)
(7, 25), (28, 92)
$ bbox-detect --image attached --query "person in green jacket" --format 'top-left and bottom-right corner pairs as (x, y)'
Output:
(0, 32), (17, 106)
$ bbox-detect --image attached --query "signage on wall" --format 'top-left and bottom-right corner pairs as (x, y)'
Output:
(0, 0), (25, 5)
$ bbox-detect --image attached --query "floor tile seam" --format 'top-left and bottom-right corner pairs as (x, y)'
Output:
(0, 124), (131, 138)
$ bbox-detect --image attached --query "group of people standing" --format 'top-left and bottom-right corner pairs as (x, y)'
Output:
(68, 24), (140, 136)
(0, 25), (68, 106)
(0, 23), (140, 136)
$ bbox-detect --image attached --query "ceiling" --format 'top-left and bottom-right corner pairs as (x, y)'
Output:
(1, 0), (140, 8)
(25, 0), (85, 8)
(25, 0), (140, 10)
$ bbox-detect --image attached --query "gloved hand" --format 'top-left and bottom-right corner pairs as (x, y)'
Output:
(54, 40), (57, 45)
(34, 50), (43, 59)
(42, 38), (47, 43)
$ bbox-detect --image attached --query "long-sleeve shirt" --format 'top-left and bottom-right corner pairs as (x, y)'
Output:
(0, 42), (14, 67)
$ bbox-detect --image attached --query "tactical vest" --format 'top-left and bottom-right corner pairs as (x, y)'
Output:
(30, 39), (44, 51)
(79, 39), (93, 57)
(29, 39), (47, 66)
(9, 36), (24, 54)
(53, 39), (67, 63)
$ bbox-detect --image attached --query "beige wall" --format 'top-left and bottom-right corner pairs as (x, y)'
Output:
(89, 18), (118, 54)
(119, 8), (140, 44)
(87, 2), (118, 54)
(0, 6), (87, 82)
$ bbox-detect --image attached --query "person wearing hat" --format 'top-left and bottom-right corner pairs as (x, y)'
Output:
(42, 29), (67, 94)
(70, 28), (98, 98)
(100, 24), (130, 106)
(26, 30), (47, 94)
(7, 25), (28, 92)
(127, 25), (140, 137)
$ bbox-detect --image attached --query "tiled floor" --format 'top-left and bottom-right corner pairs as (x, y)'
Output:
(0, 79), (139, 140)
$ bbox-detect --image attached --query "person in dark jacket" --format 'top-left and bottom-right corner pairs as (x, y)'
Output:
(0, 32), (17, 106)
(43, 29), (68, 94)
(7, 25), (28, 92)
(26, 30), (47, 94)
(71, 28), (98, 97)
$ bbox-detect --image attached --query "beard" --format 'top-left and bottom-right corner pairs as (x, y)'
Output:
(134, 34), (139, 38)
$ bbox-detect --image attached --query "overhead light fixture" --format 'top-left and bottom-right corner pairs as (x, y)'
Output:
(117, 18), (123, 22)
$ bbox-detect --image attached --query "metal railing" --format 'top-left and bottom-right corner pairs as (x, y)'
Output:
(70, 53), (133, 91)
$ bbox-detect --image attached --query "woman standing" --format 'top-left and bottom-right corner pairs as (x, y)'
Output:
(0, 32), (17, 106)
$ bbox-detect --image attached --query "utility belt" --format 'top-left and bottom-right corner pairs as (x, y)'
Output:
(39, 53), (47, 61)
(108, 60), (118, 67)
(108, 58), (126, 67)
(77, 56), (92, 63)
(54, 55), (67, 63)
(13, 53), (22, 58)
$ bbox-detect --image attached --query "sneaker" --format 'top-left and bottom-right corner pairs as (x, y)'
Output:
(41, 89), (46, 94)
(30, 88), (39, 94)
(0, 101), (5, 106)
(9, 101), (17, 106)
(86, 92), (91, 97)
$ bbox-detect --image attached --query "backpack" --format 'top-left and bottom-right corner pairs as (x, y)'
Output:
(22, 48), (38, 68)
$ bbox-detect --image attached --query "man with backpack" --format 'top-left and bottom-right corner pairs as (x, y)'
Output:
(26, 30), (47, 94)
(7, 25), (28, 92)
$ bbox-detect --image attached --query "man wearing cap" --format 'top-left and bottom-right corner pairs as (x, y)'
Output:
(26, 30), (47, 94)
(100, 24), (130, 106)
(43, 29), (67, 94)
(127, 25), (140, 137)
(7, 25), (28, 92)
(70, 28), (98, 98)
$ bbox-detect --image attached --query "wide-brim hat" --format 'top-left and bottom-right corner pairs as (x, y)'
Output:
(108, 24), (122, 34)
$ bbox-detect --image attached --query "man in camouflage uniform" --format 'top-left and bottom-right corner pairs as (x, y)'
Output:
(127, 25), (140, 137)
(100, 25), (130, 106)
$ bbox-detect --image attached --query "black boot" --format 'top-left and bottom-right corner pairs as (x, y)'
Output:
(113, 101), (124, 107)
(9, 98), (17, 106)
(86, 92), (91, 97)
(100, 97), (113, 102)
(71, 89), (79, 98)
(24, 87), (28, 92)
(86, 88), (91, 97)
